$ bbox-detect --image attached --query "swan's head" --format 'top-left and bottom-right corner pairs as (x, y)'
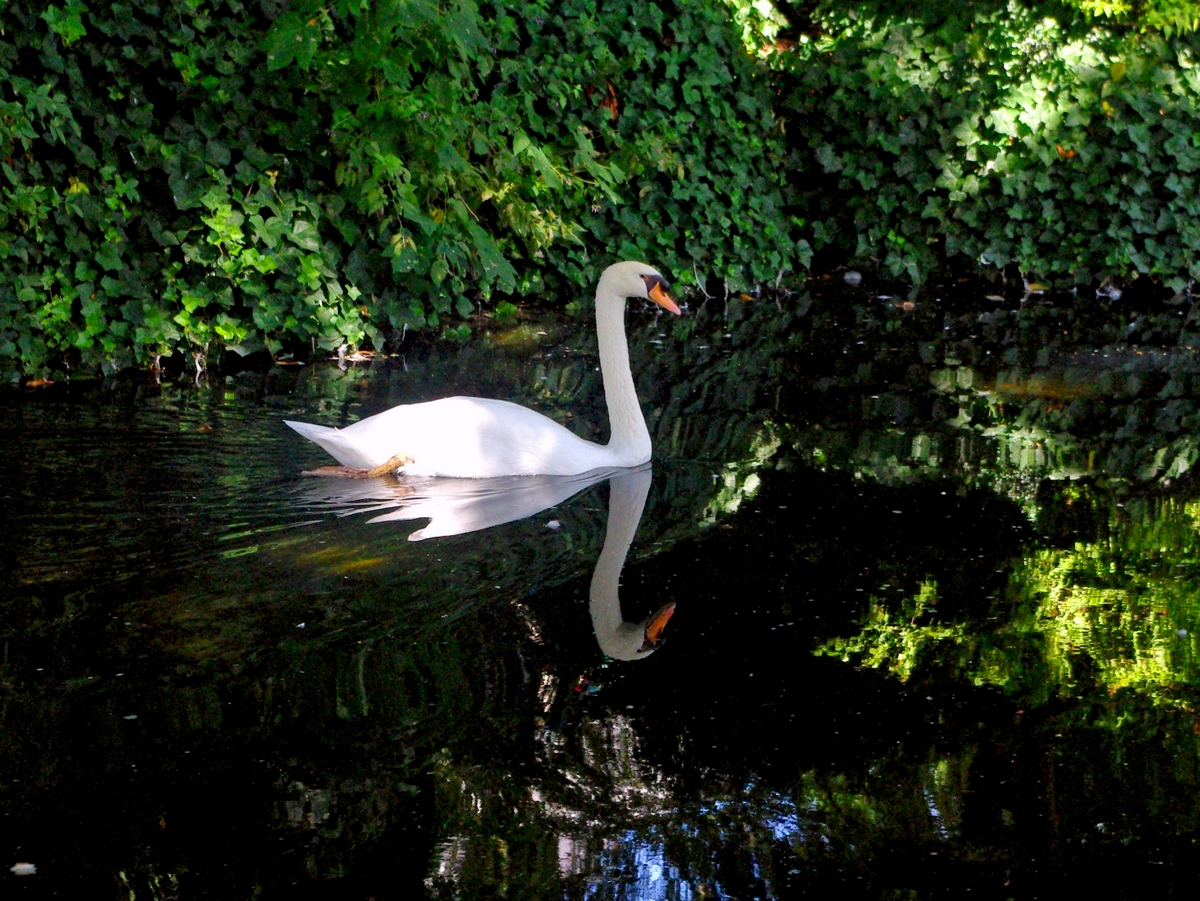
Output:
(596, 601), (677, 661)
(598, 261), (681, 315)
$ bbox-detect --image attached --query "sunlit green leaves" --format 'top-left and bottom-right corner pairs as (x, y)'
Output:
(783, 1), (1200, 286)
(263, 5), (326, 71)
(0, 0), (802, 380)
(1065, 0), (1200, 35)
(41, 2), (87, 44)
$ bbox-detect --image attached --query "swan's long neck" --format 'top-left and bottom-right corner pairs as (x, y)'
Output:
(595, 287), (651, 461)
(590, 468), (653, 660)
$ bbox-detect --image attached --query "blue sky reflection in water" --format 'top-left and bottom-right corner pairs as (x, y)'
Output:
(7, 291), (1200, 897)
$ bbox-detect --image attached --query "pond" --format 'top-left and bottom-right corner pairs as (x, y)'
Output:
(5, 282), (1200, 899)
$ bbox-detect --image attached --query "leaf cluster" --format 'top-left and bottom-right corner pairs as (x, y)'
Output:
(0, 0), (800, 380)
(780, 0), (1200, 289)
(1064, 0), (1200, 36)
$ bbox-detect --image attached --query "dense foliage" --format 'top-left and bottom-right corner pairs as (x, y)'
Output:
(782, 1), (1200, 287)
(1064, 0), (1200, 35)
(0, 0), (798, 381)
(10, 0), (1200, 381)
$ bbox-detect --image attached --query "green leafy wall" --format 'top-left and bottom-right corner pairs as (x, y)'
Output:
(0, 0), (799, 381)
(782, 1), (1200, 287)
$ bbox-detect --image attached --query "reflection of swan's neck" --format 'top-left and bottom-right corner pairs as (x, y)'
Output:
(596, 284), (650, 462)
(590, 467), (669, 661)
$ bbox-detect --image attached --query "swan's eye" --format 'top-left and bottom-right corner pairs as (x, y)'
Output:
(640, 273), (669, 293)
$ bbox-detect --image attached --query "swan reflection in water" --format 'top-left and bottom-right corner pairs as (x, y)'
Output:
(298, 465), (674, 661)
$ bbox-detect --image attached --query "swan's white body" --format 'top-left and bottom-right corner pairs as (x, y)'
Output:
(285, 261), (679, 478)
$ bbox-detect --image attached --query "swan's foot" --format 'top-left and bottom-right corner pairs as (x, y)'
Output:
(364, 454), (414, 477)
(302, 454), (414, 479)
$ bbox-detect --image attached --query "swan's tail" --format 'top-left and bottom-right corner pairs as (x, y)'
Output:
(284, 420), (379, 470)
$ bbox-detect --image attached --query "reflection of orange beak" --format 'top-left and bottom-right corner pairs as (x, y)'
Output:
(649, 281), (681, 316)
(641, 602), (676, 651)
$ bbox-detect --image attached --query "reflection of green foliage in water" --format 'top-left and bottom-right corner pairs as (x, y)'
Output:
(791, 756), (971, 856)
(424, 706), (984, 898)
(428, 714), (689, 898)
(701, 424), (781, 522)
(1007, 496), (1200, 699)
(820, 581), (968, 683)
(821, 491), (1200, 710)
(785, 292), (1200, 505)
(930, 352), (1200, 486)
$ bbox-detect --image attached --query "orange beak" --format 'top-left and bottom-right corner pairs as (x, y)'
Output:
(641, 602), (676, 651)
(649, 281), (681, 315)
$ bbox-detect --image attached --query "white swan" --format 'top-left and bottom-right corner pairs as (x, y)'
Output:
(284, 261), (680, 478)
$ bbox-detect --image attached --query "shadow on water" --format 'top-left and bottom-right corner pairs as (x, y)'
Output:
(6, 291), (1200, 897)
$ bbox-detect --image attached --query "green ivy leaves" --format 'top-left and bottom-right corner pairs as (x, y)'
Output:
(783, 1), (1200, 289)
(41, 2), (87, 45)
(0, 0), (801, 381)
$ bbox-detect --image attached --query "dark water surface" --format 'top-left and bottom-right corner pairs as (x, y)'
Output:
(6, 290), (1200, 898)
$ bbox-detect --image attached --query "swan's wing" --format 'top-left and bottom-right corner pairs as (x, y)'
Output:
(393, 398), (610, 477)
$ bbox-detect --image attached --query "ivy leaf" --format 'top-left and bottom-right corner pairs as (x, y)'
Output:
(264, 10), (322, 71)
(249, 214), (288, 249)
(527, 145), (563, 190)
(451, 199), (516, 292)
(288, 220), (321, 252)
(795, 238), (814, 270)
(42, 3), (87, 44)
(95, 239), (123, 272)
(206, 139), (231, 167)
(445, 0), (485, 58)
